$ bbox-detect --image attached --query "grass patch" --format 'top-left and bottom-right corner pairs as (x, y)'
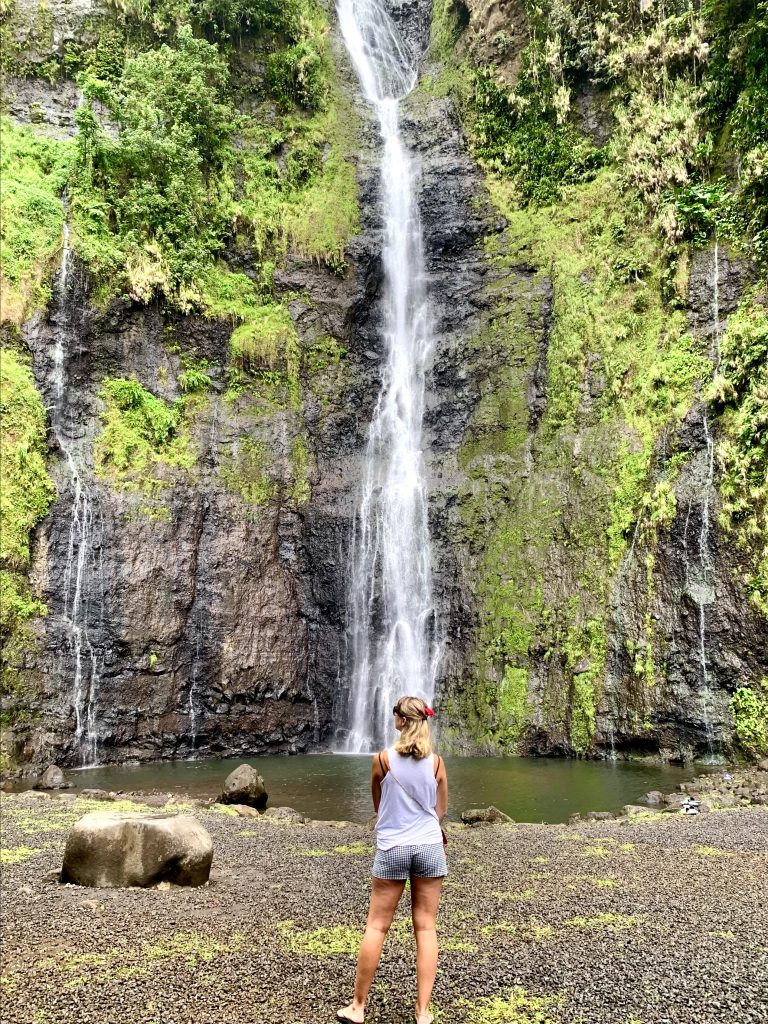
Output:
(459, 986), (562, 1024)
(277, 920), (361, 955)
(0, 845), (42, 864)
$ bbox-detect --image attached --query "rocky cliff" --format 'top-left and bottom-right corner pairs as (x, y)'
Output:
(1, 0), (766, 769)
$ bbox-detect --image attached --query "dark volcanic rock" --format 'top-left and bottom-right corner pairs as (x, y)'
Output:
(218, 765), (268, 809)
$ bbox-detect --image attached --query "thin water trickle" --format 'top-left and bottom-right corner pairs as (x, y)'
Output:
(51, 208), (103, 765)
(337, 0), (440, 750)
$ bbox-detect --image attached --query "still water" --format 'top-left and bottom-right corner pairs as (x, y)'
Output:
(62, 755), (718, 823)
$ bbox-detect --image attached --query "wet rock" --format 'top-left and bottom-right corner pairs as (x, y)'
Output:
(218, 765), (268, 810)
(33, 765), (69, 790)
(644, 791), (665, 805)
(461, 806), (513, 825)
(61, 812), (213, 887)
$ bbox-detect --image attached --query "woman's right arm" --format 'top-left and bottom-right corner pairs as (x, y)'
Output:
(435, 757), (448, 821)
(371, 752), (386, 812)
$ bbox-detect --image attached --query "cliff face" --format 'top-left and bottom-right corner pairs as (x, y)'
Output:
(1, 0), (767, 769)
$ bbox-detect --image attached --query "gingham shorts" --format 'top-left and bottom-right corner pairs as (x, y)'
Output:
(372, 842), (448, 880)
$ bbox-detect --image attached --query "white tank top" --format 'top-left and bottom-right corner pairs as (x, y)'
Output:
(375, 747), (442, 850)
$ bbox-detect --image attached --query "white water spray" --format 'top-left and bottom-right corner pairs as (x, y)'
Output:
(337, 0), (440, 750)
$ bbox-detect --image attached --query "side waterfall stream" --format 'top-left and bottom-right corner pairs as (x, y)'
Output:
(338, 0), (441, 750)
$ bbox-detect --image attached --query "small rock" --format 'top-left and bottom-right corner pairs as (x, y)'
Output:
(80, 788), (113, 801)
(622, 805), (650, 817)
(218, 764), (268, 810)
(568, 813), (582, 825)
(757, 758), (768, 772)
(263, 806), (306, 824)
(585, 811), (614, 821)
(461, 806), (513, 826)
(233, 804), (261, 818)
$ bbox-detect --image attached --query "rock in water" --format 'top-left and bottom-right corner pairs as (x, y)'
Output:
(61, 813), (213, 887)
(461, 806), (513, 826)
(218, 764), (267, 809)
(34, 765), (68, 790)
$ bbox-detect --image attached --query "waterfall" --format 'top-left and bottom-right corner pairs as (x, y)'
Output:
(50, 206), (103, 765)
(337, 0), (440, 750)
(684, 239), (721, 753)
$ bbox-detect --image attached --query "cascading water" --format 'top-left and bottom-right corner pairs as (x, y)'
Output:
(50, 207), (103, 765)
(683, 239), (721, 752)
(337, 0), (440, 750)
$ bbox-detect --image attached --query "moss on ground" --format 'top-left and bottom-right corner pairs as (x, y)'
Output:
(459, 986), (562, 1024)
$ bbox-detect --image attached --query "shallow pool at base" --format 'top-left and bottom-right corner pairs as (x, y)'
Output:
(54, 755), (722, 823)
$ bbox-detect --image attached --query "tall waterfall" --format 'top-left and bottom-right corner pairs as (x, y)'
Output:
(337, 0), (440, 750)
(51, 212), (103, 765)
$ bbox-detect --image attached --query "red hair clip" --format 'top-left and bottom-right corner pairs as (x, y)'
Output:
(424, 706), (435, 717)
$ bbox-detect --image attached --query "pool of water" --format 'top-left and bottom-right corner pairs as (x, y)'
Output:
(47, 755), (722, 823)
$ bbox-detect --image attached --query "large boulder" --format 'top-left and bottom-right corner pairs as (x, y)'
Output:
(61, 812), (213, 888)
(461, 806), (513, 826)
(34, 765), (70, 790)
(218, 764), (267, 809)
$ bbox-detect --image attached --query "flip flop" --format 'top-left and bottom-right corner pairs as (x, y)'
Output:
(336, 1012), (363, 1023)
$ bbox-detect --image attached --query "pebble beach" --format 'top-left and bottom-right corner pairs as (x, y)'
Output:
(2, 788), (767, 1024)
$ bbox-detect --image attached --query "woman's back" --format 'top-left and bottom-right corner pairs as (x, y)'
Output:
(375, 748), (442, 851)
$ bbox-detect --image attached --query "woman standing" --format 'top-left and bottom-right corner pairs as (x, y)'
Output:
(337, 696), (448, 1024)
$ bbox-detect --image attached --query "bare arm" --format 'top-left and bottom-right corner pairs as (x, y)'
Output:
(435, 754), (448, 821)
(371, 751), (387, 812)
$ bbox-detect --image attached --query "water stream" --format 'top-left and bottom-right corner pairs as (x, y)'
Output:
(338, 0), (440, 750)
(50, 208), (103, 765)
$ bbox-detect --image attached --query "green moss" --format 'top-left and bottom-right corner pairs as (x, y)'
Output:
(0, 119), (74, 323)
(729, 680), (768, 759)
(459, 986), (562, 1024)
(277, 921), (362, 956)
(0, 845), (42, 864)
(563, 912), (640, 930)
(220, 438), (277, 508)
(0, 347), (56, 702)
(94, 375), (194, 492)
(713, 298), (768, 616)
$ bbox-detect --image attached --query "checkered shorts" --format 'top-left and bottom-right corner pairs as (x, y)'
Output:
(372, 843), (448, 880)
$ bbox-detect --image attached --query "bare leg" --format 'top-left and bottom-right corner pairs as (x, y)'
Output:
(337, 877), (405, 1022)
(411, 876), (443, 1023)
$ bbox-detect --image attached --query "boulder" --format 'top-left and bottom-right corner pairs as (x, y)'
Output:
(263, 806), (306, 824)
(644, 791), (665, 805)
(61, 812), (213, 888)
(233, 804), (261, 818)
(622, 804), (651, 817)
(663, 793), (687, 809)
(34, 765), (70, 790)
(461, 806), (513, 826)
(218, 764), (267, 810)
(585, 811), (614, 821)
(79, 788), (113, 801)
(757, 758), (768, 773)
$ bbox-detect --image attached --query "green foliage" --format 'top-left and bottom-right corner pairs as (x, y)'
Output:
(712, 299), (768, 614)
(470, 64), (604, 205)
(0, 119), (74, 322)
(178, 360), (212, 394)
(94, 375), (194, 490)
(730, 680), (768, 758)
(73, 26), (238, 304)
(0, 347), (55, 685)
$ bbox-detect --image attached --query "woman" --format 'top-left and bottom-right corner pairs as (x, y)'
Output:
(337, 696), (448, 1024)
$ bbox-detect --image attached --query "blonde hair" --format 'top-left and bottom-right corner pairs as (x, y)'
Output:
(394, 695), (433, 760)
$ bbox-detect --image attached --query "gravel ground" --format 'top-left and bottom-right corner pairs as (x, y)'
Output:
(1, 792), (767, 1024)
